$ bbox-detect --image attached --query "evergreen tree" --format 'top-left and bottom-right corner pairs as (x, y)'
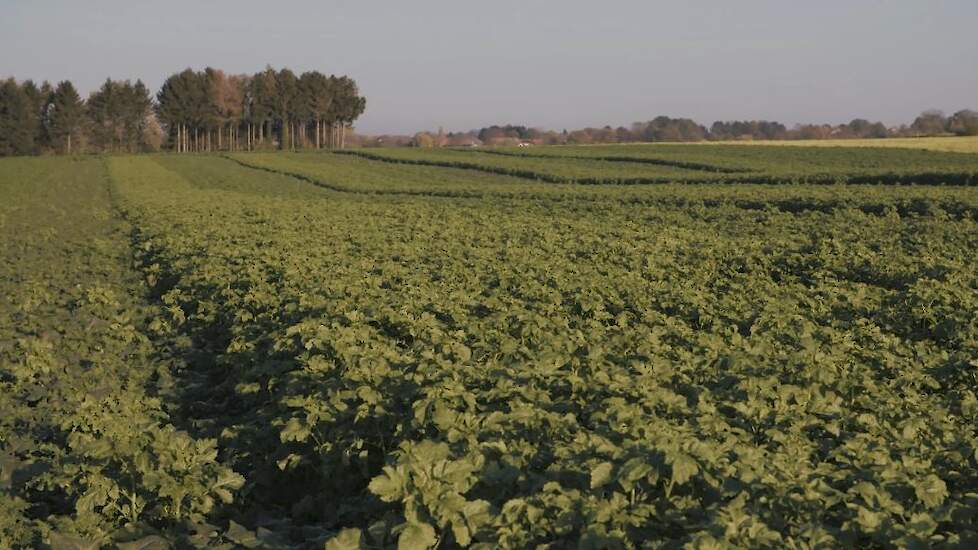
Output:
(0, 78), (35, 156)
(157, 69), (200, 152)
(47, 80), (86, 154)
(87, 79), (121, 152)
(19, 80), (45, 153)
(88, 79), (153, 153)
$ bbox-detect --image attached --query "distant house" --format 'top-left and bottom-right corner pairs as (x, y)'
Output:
(447, 135), (483, 147)
(483, 136), (522, 147)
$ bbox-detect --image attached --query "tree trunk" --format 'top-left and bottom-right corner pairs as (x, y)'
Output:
(341, 124), (346, 149)
(67, 133), (71, 154)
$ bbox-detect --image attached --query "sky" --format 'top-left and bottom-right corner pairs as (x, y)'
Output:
(1, 1), (976, 134)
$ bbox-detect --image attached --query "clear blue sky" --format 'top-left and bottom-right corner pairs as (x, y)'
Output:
(2, 0), (976, 134)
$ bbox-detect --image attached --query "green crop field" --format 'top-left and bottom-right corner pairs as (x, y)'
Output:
(2, 146), (978, 548)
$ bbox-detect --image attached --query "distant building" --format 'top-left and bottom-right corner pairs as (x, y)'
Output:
(447, 135), (483, 147)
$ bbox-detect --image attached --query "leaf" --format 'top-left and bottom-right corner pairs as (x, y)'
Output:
(961, 391), (978, 417)
(463, 499), (492, 526)
(116, 535), (172, 550)
(590, 462), (614, 489)
(451, 522), (471, 547)
(670, 454), (699, 486)
(914, 474), (948, 509)
(397, 522), (437, 550)
(854, 506), (884, 532)
(325, 528), (364, 550)
(280, 417), (312, 443)
(905, 512), (938, 537)
(48, 532), (100, 550)
(617, 457), (654, 491)
(225, 520), (260, 548)
(368, 466), (405, 501)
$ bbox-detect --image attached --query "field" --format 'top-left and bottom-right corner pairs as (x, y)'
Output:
(696, 136), (978, 154)
(2, 145), (978, 548)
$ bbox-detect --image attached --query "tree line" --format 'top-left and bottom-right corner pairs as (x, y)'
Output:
(0, 67), (365, 157)
(404, 110), (978, 147)
(156, 67), (365, 153)
(0, 78), (153, 156)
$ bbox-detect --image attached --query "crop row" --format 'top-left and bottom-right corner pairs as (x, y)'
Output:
(335, 149), (724, 184)
(483, 143), (978, 177)
(0, 158), (243, 548)
(340, 144), (978, 186)
(215, 153), (978, 220)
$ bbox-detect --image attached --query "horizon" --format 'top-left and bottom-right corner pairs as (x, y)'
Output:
(2, 1), (977, 134)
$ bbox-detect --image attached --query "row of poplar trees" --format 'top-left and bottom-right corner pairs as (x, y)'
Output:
(156, 67), (366, 153)
(0, 67), (365, 157)
(0, 77), (155, 156)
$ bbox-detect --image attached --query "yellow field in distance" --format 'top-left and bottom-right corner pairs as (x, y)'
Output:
(696, 135), (978, 154)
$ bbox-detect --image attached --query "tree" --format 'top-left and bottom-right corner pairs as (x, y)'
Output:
(2, 66), (368, 156)
(911, 110), (948, 136)
(301, 71), (332, 149)
(948, 109), (978, 136)
(142, 111), (165, 151)
(0, 78), (35, 155)
(157, 69), (192, 152)
(47, 80), (86, 154)
(333, 76), (365, 149)
(19, 80), (46, 153)
(221, 74), (247, 150)
(411, 132), (438, 147)
(125, 80), (153, 152)
(250, 67), (278, 148)
(634, 116), (707, 142)
(275, 68), (298, 150)
(87, 79), (153, 153)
